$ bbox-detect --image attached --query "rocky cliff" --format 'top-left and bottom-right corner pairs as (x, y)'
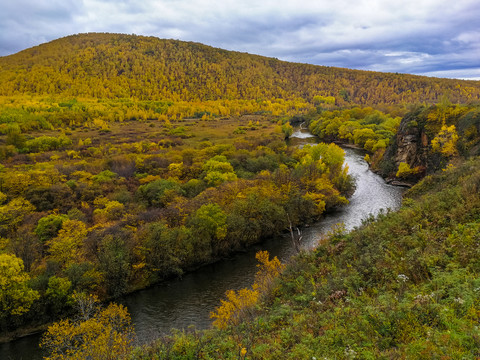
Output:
(377, 103), (480, 185)
(377, 107), (428, 183)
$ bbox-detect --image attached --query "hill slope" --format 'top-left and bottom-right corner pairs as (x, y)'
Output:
(1, 33), (480, 104)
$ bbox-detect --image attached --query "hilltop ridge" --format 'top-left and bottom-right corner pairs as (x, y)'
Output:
(1, 32), (480, 104)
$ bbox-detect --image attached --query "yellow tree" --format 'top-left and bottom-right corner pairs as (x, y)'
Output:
(254, 250), (285, 291)
(0, 253), (39, 316)
(211, 251), (284, 329)
(0, 197), (35, 236)
(431, 124), (459, 157)
(46, 220), (88, 268)
(41, 293), (135, 360)
(396, 162), (420, 178)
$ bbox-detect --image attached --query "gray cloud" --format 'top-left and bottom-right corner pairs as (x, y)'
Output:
(1, 0), (479, 79)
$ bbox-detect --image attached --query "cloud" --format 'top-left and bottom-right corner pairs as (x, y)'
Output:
(1, 0), (479, 79)
(0, 0), (84, 54)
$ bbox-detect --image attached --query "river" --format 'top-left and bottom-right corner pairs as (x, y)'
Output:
(0, 127), (405, 359)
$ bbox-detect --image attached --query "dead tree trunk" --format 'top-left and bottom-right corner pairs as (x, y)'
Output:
(287, 213), (302, 253)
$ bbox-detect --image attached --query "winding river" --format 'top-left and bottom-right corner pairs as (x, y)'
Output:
(0, 127), (405, 359)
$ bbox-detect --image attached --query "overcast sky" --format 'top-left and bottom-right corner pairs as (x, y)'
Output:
(1, 0), (479, 80)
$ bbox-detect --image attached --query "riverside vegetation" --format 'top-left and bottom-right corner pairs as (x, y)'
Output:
(131, 149), (480, 359)
(0, 101), (354, 337)
(0, 32), (479, 358)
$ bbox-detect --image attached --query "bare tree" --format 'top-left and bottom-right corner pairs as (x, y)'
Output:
(286, 213), (302, 253)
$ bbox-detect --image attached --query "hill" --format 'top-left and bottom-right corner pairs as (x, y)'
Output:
(1, 33), (480, 105)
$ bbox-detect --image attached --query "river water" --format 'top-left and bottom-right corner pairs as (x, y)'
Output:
(0, 127), (405, 359)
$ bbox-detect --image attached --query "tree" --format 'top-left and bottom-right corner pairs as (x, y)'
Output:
(281, 122), (294, 138)
(46, 220), (88, 268)
(46, 276), (73, 314)
(189, 203), (227, 240)
(203, 156), (237, 187)
(41, 294), (135, 360)
(0, 253), (39, 316)
(210, 251), (284, 329)
(93, 200), (125, 223)
(187, 203), (228, 258)
(136, 178), (182, 207)
(210, 287), (259, 329)
(140, 222), (185, 281)
(35, 214), (69, 243)
(254, 250), (285, 291)
(98, 235), (131, 298)
(396, 162), (420, 178)
(431, 124), (459, 157)
(0, 197), (35, 237)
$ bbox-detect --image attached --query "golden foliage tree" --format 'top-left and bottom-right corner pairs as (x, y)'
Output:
(396, 162), (420, 178)
(46, 220), (88, 268)
(0, 197), (35, 236)
(431, 125), (459, 157)
(0, 253), (39, 316)
(41, 293), (135, 360)
(211, 250), (284, 329)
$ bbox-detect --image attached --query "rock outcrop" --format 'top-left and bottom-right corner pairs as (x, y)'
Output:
(393, 111), (429, 172)
(376, 104), (480, 185)
(377, 107), (429, 182)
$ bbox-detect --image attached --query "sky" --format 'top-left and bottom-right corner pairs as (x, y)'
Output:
(1, 0), (479, 80)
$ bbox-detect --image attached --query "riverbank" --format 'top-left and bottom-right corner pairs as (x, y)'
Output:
(0, 324), (46, 344)
(131, 155), (480, 359)
(108, 146), (406, 345)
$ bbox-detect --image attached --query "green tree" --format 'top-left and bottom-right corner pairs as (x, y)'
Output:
(137, 178), (182, 207)
(203, 156), (237, 187)
(35, 214), (69, 243)
(190, 203), (227, 240)
(46, 276), (73, 313)
(141, 222), (186, 281)
(281, 122), (294, 138)
(98, 235), (131, 298)
(188, 203), (228, 257)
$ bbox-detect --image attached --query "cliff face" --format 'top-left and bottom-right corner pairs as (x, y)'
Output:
(393, 111), (429, 172)
(377, 107), (430, 183)
(378, 104), (480, 184)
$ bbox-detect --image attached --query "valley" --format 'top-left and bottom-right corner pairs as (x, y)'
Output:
(0, 33), (479, 359)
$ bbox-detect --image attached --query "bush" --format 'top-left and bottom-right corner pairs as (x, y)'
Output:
(22, 135), (72, 153)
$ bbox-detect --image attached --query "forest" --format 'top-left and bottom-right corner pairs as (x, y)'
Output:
(1, 33), (480, 105)
(0, 95), (356, 339)
(0, 32), (480, 359)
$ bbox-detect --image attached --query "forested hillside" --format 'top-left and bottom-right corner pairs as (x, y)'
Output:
(1, 33), (480, 104)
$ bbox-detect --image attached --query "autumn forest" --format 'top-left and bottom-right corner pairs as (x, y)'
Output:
(1, 33), (480, 359)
